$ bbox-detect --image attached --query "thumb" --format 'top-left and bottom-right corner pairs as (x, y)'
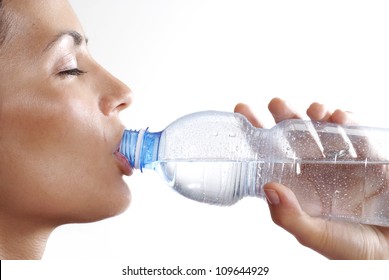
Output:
(263, 182), (329, 254)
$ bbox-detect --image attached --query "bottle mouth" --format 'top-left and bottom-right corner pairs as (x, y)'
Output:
(133, 129), (146, 170)
(119, 128), (161, 172)
(118, 128), (148, 171)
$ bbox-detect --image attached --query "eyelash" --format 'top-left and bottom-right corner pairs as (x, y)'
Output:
(58, 68), (86, 77)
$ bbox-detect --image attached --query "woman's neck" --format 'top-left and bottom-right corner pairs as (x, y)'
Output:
(0, 215), (53, 259)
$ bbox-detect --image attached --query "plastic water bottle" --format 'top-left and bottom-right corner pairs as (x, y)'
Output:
(119, 111), (389, 226)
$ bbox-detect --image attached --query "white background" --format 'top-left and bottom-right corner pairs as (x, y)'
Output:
(31, 0), (389, 273)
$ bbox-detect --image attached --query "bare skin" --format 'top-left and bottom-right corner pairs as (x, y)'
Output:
(2, 0), (388, 261)
(0, 0), (132, 259)
(235, 98), (389, 259)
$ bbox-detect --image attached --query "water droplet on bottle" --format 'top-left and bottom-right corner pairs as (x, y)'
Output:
(295, 162), (301, 175)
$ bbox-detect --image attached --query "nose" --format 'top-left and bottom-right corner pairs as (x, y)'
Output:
(98, 67), (133, 116)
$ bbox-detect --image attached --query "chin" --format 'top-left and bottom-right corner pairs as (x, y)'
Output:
(93, 189), (132, 222)
(64, 184), (132, 224)
(71, 199), (131, 224)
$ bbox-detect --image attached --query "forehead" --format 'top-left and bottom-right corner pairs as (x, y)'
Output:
(1, 0), (83, 54)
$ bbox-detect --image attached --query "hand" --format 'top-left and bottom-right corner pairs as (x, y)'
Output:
(234, 98), (389, 259)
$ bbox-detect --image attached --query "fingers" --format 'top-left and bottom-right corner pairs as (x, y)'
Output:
(306, 102), (332, 121)
(235, 98), (358, 129)
(307, 102), (359, 125)
(234, 103), (264, 128)
(330, 109), (359, 125)
(235, 99), (301, 127)
(263, 182), (373, 260)
(263, 182), (318, 235)
(268, 98), (358, 125)
(268, 97), (302, 123)
(263, 182), (333, 258)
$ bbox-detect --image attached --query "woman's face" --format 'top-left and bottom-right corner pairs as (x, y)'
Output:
(0, 0), (133, 224)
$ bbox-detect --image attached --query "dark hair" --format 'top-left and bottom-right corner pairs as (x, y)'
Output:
(0, 0), (10, 47)
(0, 0), (5, 46)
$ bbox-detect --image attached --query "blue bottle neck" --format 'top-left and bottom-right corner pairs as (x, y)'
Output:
(119, 129), (162, 171)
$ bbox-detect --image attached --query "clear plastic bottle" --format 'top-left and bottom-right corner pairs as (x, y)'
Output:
(119, 111), (389, 226)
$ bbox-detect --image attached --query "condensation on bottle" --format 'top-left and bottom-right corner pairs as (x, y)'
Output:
(119, 111), (389, 226)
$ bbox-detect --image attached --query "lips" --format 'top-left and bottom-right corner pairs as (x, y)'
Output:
(114, 148), (133, 176)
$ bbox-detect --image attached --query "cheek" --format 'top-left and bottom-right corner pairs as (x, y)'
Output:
(0, 88), (129, 222)
(6, 91), (101, 166)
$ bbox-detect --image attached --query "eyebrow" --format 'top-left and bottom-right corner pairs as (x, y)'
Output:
(43, 30), (88, 53)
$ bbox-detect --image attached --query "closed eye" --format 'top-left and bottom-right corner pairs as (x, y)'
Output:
(58, 68), (86, 77)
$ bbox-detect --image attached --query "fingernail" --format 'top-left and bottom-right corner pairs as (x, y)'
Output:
(265, 189), (280, 205)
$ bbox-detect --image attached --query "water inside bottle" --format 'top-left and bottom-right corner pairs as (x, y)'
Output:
(152, 160), (389, 225)
(154, 160), (260, 205)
